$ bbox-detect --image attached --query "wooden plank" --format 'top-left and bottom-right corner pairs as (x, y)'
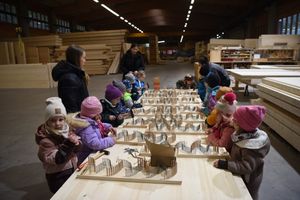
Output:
(13, 41), (26, 64)
(262, 77), (300, 96)
(8, 42), (16, 64)
(25, 46), (39, 63)
(107, 52), (121, 74)
(38, 47), (50, 63)
(0, 42), (10, 64)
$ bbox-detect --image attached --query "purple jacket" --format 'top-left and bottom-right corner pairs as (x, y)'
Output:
(75, 116), (115, 165)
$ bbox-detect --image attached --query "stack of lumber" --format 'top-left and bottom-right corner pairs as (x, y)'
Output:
(149, 35), (159, 64)
(0, 41), (26, 64)
(107, 43), (131, 74)
(55, 44), (112, 75)
(60, 29), (127, 53)
(0, 64), (51, 88)
(257, 34), (300, 48)
(208, 38), (258, 50)
(255, 77), (300, 151)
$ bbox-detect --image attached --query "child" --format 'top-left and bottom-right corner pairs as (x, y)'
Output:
(134, 70), (147, 97)
(76, 96), (116, 165)
(100, 84), (124, 127)
(206, 86), (233, 127)
(176, 74), (197, 89)
(201, 72), (220, 116)
(206, 92), (237, 151)
(214, 105), (270, 200)
(35, 97), (81, 193)
(125, 72), (139, 101)
(112, 80), (131, 116)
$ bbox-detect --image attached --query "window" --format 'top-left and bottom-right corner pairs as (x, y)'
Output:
(56, 19), (70, 33)
(0, 1), (18, 24)
(28, 10), (49, 30)
(278, 13), (300, 35)
(76, 24), (85, 32)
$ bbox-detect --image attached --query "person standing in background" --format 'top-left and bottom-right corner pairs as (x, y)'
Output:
(52, 45), (89, 113)
(120, 44), (145, 79)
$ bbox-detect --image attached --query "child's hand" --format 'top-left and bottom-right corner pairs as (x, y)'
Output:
(117, 115), (124, 120)
(109, 127), (117, 136)
(68, 133), (80, 145)
(109, 115), (116, 120)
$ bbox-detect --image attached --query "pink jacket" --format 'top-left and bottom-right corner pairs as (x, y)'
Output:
(207, 118), (234, 152)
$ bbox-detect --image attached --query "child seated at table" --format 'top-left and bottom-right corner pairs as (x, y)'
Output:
(176, 74), (197, 89)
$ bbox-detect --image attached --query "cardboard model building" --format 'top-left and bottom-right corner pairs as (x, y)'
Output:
(145, 139), (176, 168)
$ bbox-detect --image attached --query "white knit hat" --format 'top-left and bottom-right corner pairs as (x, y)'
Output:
(45, 97), (67, 121)
(216, 92), (237, 115)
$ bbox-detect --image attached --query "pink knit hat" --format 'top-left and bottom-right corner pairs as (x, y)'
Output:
(80, 96), (102, 118)
(233, 105), (266, 132)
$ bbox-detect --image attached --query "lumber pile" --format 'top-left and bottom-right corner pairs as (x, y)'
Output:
(60, 29), (127, 53)
(55, 44), (112, 75)
(0, 41), (26, 64)
(255, 77), (300, 151)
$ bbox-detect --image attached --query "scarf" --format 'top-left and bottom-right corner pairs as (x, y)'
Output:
(231, 129), (259, 143)
(45, 123), (69, 138)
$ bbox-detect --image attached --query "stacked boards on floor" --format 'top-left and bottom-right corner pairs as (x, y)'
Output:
(255, 77), (300, 151)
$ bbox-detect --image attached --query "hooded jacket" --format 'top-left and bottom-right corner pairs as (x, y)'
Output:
(35, 124), (80, 174)
(75, 116), (115, 165)
(220, 129), (270, 200)
(52, 60), (89, 113)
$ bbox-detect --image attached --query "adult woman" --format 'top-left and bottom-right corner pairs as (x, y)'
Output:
(120, 44), (145, 79)
(52, 45), (89, 113)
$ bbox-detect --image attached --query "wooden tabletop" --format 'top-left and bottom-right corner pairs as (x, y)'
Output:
(227, 69), (300, 80)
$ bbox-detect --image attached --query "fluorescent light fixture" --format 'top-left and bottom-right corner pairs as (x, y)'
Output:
(158, 40), (165, 44)
(124, 19), (128, 23)
(128, 22), (132, 25)
(187, 14), (190, 18)
(101, 4), (119, 17)
(180, 35), (184, 43)
(189, 5), (193, 10)
(222, 32), (224, 34)
(184, 23), (187, 27)
(191, 0), (195, 4)
(93, 0), (99, 2)
(188, 10), (191, 14)
(183, 29), (186, 32)
(120, 16), (124, 20)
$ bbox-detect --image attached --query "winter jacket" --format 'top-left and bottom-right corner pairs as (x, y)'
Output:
(201, 85), (220, 116)
(100, 98), (124, 127)
(207, 116), (235, 152)
(197, 78), (206, 101)
(218, 129), (270, 200)
(75, 116), (115, 165)
(120, 51), (145, 77)
(209, 63), (231, 87)
(52, 60), (89, 113)
(35, 124), (80, 174)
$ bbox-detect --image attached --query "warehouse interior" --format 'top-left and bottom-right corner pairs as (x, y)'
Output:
(0, 0), (299, 200)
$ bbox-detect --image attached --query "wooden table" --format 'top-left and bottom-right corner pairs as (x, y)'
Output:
(227, 69), (300, 95)
(51, 144), (252, 200)
(51, 90), (252, 200)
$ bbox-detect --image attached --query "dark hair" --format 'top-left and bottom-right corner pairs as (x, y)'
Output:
(205, 72), (220, 88)
(199, 64), (210, 76)
(130, 44), (138, 49)
(66, 45), (85, 67)
(199, 56), (209, 65)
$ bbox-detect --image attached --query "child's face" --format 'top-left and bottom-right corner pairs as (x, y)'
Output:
(93, 114), (102, 122)
(47, 116), (65, 130)
(111, 97), (121, 106)
(138, 74), (145, 81)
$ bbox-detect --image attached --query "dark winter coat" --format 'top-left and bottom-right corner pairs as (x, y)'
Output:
(100, 99), (124, 127)
(209, 63), (231, 87)
(120, 51), (145, 76)
(52, 60), (89, 113)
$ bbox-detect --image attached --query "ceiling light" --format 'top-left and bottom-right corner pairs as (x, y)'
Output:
(120, 16), (124, 20)
(128, 22), (132, 25)
(183, 30), (186, 32)
(187, 14), (190, 18)
(222, 32), (224, 34)
(184, 23), (187, 27)
(158, 40), (165, 44)
(191, 0), (195, 4)
(189, 5), (193, 10)
(124, 19), (128, 23)
(101, 4), (119, 17)
(180, 35), (184, 43)
(188, 10), (191, 14)
(93, 0), (99, 2)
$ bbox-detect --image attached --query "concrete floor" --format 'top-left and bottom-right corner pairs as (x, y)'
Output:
(0, 61), (299, 200)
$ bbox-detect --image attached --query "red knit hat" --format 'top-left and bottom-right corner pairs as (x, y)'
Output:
(80, 96), (102, 118)
(216, 92), (237, 115)
(233, 105), (266, 132)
